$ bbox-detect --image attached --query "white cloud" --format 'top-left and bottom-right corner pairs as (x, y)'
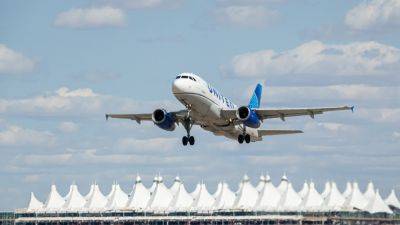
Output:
(304, 122), (357, 134)
(215, 5), (278, 28)
(393, 131), (400, 139)
(23, 174), (41, 183)
(0, 44), (35, 75)
(116, 137), (178, 151)
(54, 6), (125, 28)
(226, 40), (400, 77)
(357, 108), (400, 123)
(58, 122), (79, 133)
(345, 0), (400, 31)
(111, 0), (183, 9)
(0, 125), (55, 147)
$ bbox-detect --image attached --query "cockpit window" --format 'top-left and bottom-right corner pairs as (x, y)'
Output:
(176, 76), (181, 79)
(176, 75), (196, 82)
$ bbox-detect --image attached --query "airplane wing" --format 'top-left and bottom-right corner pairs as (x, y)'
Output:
(221, 106), (353, 121)
(106, 110), (189, 124)
(258, 129), (303, 136)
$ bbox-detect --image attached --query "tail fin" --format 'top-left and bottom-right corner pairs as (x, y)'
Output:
(248, 83), (262, 109)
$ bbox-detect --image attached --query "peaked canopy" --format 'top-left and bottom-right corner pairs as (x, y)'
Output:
(85, 184), (94, 200)
(364, 181), (375, 201)
(255, 175), (280, 211)
(191, 183), (215, 211)
(63, 184), (86, 211)
(343, 182), (352, 198)
(213, 182), (235, 210)
(27, 192), (43, 212)
(344, 182), (368, 210)
(44, 184), (65, 211)
(323, 182), (345, 211)
(169, 181), (193, 212)
(277, 174), (289, 194)
(85, 184), (107, 211)
(126, 175), (150, 210)
(146, 176), (173, 211)
(213, 182), (222, 198)
(106, 183), (128, 210)
(321, 181), (331, 199)
(149, 175), (159, 193)
(233, 175), (258, 210)
(300, 182), (323, 212)
(298, 182), (309, 199)
(256, 174), (267, 192)
(385, 189), (400, 209)
(364, 189), (392, 214)
(169, 176), (181, 196)
(191, 183), (201, 198)
(278, 183), (302, 211)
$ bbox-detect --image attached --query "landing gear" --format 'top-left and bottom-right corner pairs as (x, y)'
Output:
(238, 126), (251, 144)
(182, 117), (195, 146)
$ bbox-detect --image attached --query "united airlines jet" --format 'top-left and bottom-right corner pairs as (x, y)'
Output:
(106, 73), (353, 146)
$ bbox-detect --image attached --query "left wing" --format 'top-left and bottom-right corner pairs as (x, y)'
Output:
(221, 106), (354, 121)
(106, 110), (189, 124)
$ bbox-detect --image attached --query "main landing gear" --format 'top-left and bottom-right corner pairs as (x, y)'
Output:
(182, 117), (195, 146)
(238, 126), (251, 144)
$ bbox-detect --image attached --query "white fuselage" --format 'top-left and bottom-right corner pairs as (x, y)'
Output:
(172, 73), (260, 141)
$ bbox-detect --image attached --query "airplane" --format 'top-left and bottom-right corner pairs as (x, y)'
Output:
(106, 72), (354, 146)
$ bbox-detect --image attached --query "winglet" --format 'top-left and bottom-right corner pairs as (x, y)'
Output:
(105, 114), (109, 120)
(350, 106), (355, 113)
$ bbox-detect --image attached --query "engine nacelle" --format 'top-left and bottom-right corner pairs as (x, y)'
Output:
(152, 109), (176, 131)
(236, 106), (261, 128)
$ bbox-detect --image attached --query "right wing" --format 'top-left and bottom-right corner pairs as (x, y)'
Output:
(258, 129), (303, 136)
(105, 110), (189, 124)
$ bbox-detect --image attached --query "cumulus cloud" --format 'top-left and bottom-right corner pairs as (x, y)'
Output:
(0, 125), (55, 147)
(345, 0), (400, 31)
(225, 40), (400, 77)
(54, 6), (125, 28)
(357, 108), (400, 123)
(215, 5), (278, 28)
(0, 44), (35, 75)
(110, 0), (184, 9)
(58, 122), (79, 133)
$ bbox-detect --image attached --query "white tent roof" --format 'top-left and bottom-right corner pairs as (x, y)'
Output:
(364, 181), (375, 201)
(321, 181), (331, 199)
(385, 189), (400, 209)
(85, 183), (107, 211)
(300, 182), (323, 212)
(146, 176), (173, 212)
(191, 183), (215, 211)
(343, 182), (352, 198)
(63, 184), (86, 211)
(169, 181), (193, 212)
(277, 174), (289, 194)
(278, 182), (302, 211)
(191, 183), (201, 198)
(149, 175), (159, 194)
(344, 182), (368, 210)
(364, 189), (392, 214)
(126, 175), (150, 210)
(256, 174), (267, 192)
(213, 182), (235, 210)
(255, 175), (280, 211)
(298, 182), (309, 199)
(323, 182), (345, 211)
(84, 184), (94, 200)
(213, 182), (223, 198)
(44, 184), (65, 211)
(106, 183), (128, 210)
(233, 175), (258, 210)
(106, 183), (116, 200)
(169, 176), (181, 196)
(27, 192), (43, 212)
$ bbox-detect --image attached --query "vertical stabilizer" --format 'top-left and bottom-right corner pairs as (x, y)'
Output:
(248, 84), (262, 109)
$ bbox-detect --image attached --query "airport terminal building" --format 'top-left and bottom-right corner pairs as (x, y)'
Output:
(2, 174), (400, 225)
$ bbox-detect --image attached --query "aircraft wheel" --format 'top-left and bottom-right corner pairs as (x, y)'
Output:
(182, 136), (188, 146)
(189, 136), (195, 145)
(238, 134), (244, 144)
(245, 134), (251, 144)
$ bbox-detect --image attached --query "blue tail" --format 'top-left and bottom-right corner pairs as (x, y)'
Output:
(248, 83), (262, 109)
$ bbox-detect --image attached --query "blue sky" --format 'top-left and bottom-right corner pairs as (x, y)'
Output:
(0, 0), (399, 210)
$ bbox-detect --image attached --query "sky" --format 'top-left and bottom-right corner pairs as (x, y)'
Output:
(0, 0), (399, 210)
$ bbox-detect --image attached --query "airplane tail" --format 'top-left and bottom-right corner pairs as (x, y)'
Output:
(248, 83), (262, 109)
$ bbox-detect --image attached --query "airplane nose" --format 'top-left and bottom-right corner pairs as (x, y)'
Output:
(172, 79), (184, 93)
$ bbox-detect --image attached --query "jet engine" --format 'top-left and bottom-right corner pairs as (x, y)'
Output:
(236, 106), (261, 128)
(152, 109), (176, 131)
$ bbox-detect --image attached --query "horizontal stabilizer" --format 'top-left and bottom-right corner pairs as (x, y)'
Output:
(258, 129), (303, 136)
